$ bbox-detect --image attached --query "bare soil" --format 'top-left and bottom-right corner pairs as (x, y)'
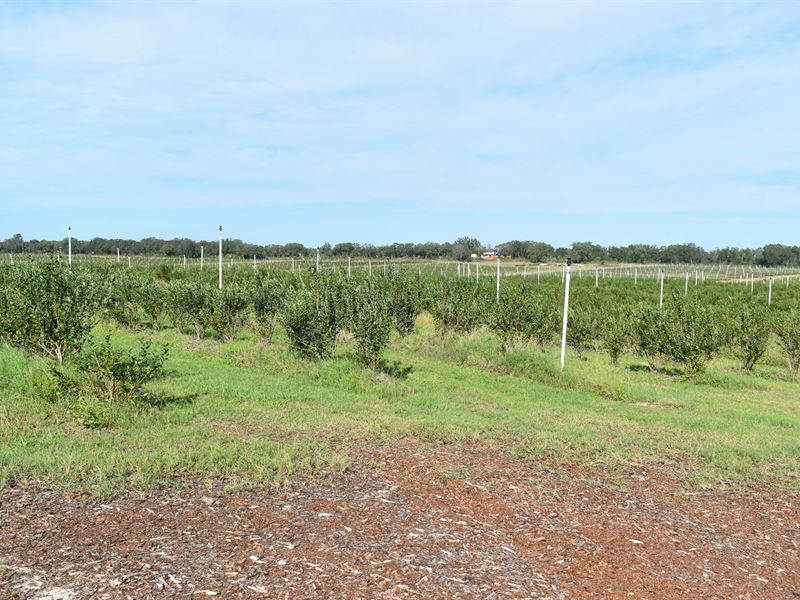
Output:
(1, 441), (798, 599)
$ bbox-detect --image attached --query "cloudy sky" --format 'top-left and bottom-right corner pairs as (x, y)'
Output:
(1, 1), (798, 248)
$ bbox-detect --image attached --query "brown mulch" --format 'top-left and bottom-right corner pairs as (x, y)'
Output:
(1, 441), (798, 599)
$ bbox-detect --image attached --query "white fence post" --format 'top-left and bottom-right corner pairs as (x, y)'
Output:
(218, 226), (223, 289)
(68, 226), (72, 266)
(659, 270), (665, 309)
(560, 264), (571, 371)
(200, 246), (204, 271)
(496, 258), (500, 303)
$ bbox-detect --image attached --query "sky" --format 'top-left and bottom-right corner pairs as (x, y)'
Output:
(1, 1), (799, 249)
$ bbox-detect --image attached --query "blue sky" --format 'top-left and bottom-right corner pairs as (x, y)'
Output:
(1, 1), (798, 248)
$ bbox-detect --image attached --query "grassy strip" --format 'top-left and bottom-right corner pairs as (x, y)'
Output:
(1, 317), (798, 496)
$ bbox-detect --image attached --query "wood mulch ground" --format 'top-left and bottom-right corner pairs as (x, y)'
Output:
(1, 440), (798, 599)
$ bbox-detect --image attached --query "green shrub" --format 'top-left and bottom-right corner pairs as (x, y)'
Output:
(49, 335), (169, 412)
(488, 289), (527, 351)
(633, 304), (663, 370)
(199, 285), (250, 341)
(346, 279), (394, 368)
(488, 286), (554, 351)
(105, 272), (143, 327)
(774, 310), (800, 377)
(428, 279), (487, 335)
(250, 276), (286, 342)
(659, 293), (724, 375)
(567, 302), (601, 357)
(601, 309), (630, 366)
(0, 260), (104, 362)
(164, 280), (198, 334)
(281, 278), (341, 359)
(731, 301), (771, 370)
(389, 274), (422, 337)
(135, 280), (167, 330)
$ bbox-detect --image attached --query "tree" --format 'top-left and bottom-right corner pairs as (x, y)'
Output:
(452, 237), (482, 261)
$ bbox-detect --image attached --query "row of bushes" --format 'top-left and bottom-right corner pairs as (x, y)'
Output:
(2, 260), (800, 380)
(0, 260), (424, 371)
(0, 261), (170, 427)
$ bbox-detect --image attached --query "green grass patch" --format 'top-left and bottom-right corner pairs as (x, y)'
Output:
(1, 316), (798, 496)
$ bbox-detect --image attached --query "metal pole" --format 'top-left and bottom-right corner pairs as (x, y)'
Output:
(68, 226), (72, 266)
(659, 270), (664, 309)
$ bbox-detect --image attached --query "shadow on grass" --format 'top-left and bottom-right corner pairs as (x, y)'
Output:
(627, 363), (684, 376)
(378, 359), (414, 380)
(137, 392), (198, 409)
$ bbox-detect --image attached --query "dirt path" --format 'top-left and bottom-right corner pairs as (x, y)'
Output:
(1, 441), (798, 599)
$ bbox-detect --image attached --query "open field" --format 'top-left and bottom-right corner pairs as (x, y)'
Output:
(7, 251), (800, 284)
(1, 261), (799, 597)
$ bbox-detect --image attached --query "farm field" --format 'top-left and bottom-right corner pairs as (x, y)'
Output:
(1, 260), (799, 598)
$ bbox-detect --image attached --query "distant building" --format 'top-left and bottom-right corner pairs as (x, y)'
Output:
(482, 251), (498, 260)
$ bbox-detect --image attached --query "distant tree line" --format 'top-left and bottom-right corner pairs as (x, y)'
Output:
(1, 233), (799, 266)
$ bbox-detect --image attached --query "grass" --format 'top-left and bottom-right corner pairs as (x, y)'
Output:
(1, 315), (798, 496)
